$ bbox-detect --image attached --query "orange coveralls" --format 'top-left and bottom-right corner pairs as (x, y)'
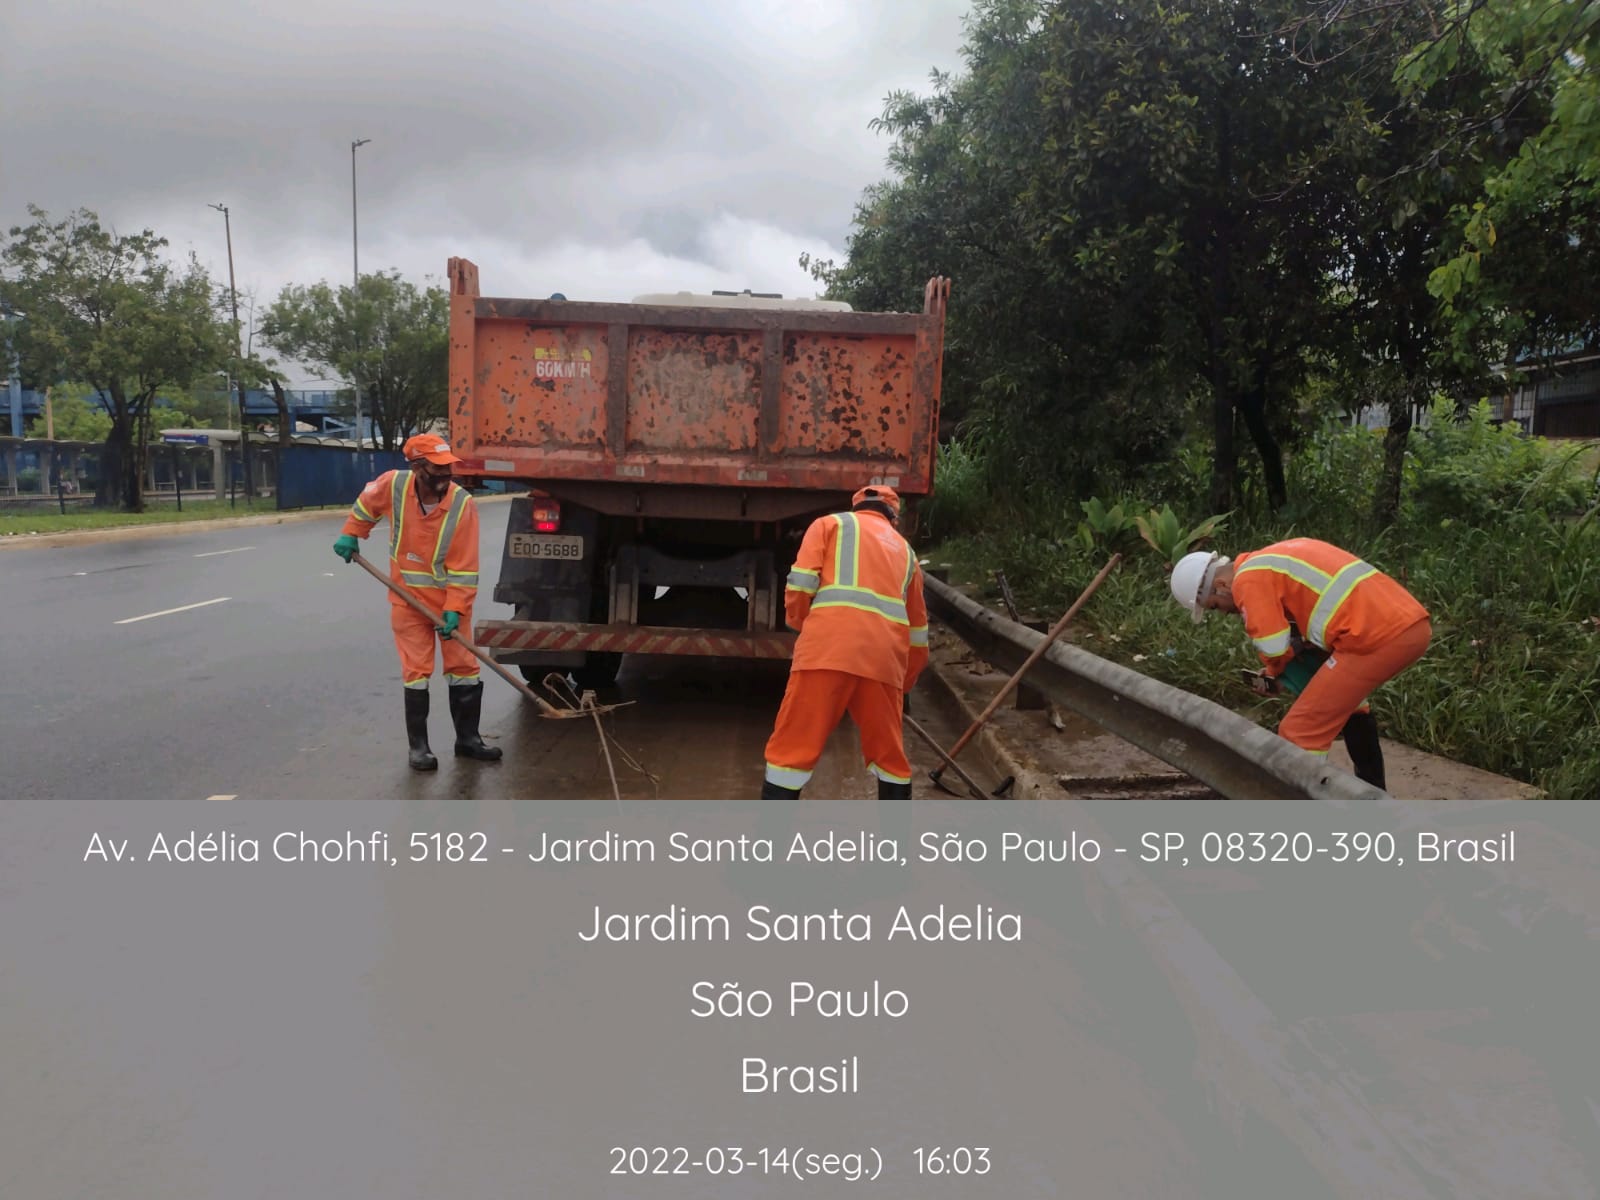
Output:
(764, 510), (930, 790)
(1232, 538), (1431, 756)
(341, 468), (482, 689)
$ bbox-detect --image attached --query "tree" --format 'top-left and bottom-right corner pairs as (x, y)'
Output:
(0, 207), (232, 510)
(823, 0), (1599, 525)
(260, 270), (448, 452)
(24, 387), (112, 442)
(1285, 0), (1597, 524)
(1408, 1), (1600, 355)
(813, 1), (1195, 499)
(1025, 0), (1372, 513)
(819, 0), (1372, 512)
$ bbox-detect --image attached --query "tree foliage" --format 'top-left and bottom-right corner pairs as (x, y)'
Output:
(1, 206), (232, 510)
(1285, 0), (1600, 521)
(25, 387), (112, 442)
(1406, 1), (1600, 353)
(816, 0), (1379, 511)
(260, 271), (448, 452)
(822, 0), (1600, 526)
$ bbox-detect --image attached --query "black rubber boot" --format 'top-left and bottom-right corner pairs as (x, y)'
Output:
(449, 682), (503, 761)
(877, 778), (913, 799)
(404, 688), (437, 772)
(1342, 710), (1386, 790)
(760, 779), (801, 800)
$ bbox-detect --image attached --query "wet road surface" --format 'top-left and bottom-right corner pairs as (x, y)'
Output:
(2, 502), (961, 801)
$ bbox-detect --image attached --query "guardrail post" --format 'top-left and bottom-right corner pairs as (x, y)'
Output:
(1014, 618), (1050, 710)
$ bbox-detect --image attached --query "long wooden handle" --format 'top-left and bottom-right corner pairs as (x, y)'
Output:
(351, 551), (565, 716)
(936, 553), (1120, 771)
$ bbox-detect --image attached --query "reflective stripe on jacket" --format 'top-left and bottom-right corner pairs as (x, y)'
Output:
(341, 469), (481, 613)
(1231, 538), (1428, 672)
(784, 510), (929, 690)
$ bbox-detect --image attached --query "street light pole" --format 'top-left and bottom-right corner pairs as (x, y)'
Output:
(351, 137), (371, 450)
(209, 202), (251, 500)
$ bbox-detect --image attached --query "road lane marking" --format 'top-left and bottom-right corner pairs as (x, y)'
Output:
(194, 546), (255, 557)
(206, 794), (237, 801)
(115, 597), (231, 624)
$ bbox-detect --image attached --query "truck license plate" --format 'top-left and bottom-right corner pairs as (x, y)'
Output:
(510, 533), (584, 560)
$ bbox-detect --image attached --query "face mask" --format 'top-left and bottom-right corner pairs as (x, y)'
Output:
(413, 464), (451, 499)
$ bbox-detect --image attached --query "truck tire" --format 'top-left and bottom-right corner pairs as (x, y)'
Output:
(571, 652), (623, 690)
(518, 655), (619, 689)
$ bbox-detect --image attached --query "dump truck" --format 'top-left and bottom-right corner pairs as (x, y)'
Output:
(445, 257), (950, 687)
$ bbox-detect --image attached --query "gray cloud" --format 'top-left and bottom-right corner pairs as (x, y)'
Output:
(1, 0), (968, 361)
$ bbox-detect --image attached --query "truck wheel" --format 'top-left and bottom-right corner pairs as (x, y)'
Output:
(571, 652), (622, 690)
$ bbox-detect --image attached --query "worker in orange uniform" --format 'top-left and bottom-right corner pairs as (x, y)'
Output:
(1170, 537), (1431, 790)
(762, 485), (929, 799)
(333, 434), (503, 771)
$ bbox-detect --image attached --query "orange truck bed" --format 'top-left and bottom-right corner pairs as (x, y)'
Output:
(445, 257), (951, 684)
(446, 257), (948, 511)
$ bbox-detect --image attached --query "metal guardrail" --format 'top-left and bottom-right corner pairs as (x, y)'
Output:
(923, 574), (1389, 800)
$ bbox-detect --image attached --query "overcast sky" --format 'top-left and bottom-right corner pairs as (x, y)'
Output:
(1, 0), (968, 384)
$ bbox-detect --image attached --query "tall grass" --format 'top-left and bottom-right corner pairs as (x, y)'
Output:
(918, 418), (1600, 798)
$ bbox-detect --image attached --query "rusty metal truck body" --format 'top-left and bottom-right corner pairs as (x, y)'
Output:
(445, 257), (949, 686)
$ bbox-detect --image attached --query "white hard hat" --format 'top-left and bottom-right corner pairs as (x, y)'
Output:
(1171, 551), (1229, 623)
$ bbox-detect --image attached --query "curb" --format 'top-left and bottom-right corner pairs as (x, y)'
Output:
(0, 506), (345, 551)
(0, 491), (516, 552)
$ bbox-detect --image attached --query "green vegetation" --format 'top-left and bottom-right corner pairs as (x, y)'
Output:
(3, 208), (449, 514)
(819, 0), (1600, 794)
(919, 421), (1600, 798)
(261, 270), (448, 450)
(812, 0), (1600, 514)
(1, 207), (233, 512)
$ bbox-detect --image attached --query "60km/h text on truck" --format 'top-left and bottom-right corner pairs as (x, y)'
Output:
(442, 258), (950, 688)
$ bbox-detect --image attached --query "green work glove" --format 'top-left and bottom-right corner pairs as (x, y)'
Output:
(438, 611), (461, 640)
(333, 534), (359, 563)
(1278, 652), (1322, 699)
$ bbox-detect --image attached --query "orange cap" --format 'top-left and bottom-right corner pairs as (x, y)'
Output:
(403, 434), (460, 466)
(851, 484), (901, 517)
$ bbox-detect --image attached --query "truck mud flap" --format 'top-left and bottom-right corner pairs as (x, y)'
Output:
(475, 620), (797, 660)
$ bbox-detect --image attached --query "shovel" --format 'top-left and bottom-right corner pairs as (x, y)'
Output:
(351, 551), (630, 719)
(928, 553), (1119, 796)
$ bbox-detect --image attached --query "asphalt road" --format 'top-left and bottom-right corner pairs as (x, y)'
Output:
(0, 503), (948, 801)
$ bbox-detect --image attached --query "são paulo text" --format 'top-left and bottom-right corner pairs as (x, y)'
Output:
(579, 904), (1021, 942)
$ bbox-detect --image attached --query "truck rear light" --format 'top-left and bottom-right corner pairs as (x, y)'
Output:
(532, 500), (561, 532)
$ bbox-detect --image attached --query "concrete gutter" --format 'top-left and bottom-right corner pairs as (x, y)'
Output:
(924, 573), (1388, 801)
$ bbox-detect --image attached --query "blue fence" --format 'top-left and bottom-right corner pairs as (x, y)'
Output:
(276, 444), (405, 511)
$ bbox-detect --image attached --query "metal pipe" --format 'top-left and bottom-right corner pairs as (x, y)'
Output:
(209, 203), (249, 499)
(351, 138), (370, 450)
